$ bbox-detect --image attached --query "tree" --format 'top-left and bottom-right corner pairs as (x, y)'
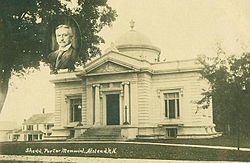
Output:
(198, 50), (250, 136)
(0, 0), (117, 112)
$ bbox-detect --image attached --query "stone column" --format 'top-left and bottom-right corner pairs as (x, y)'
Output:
(94, 84), (101, 125)
(123, 82), (130, 125)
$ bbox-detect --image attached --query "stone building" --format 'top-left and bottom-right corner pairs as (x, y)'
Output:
(48, 22), (219, 140)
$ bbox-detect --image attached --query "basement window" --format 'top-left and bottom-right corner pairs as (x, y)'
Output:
(167, 128), (177, 138)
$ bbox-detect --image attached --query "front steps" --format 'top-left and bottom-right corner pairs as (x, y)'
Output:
(71, 127), (126, 141)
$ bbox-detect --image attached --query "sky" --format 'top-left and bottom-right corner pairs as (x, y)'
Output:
(1, 0), (250, 125)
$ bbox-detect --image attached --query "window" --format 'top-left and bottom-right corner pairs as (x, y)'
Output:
(28, 134), (32, 141)
(33, 134), (38, 140)
(27, 125), (33, 131)
(167, 128), (177, 138)
(70, 98), (82, 122)
(45, 124), (54, 130)
(164, 92), (180, 119)
(44, 124), (54, 130)
(13, 135), (20, 141)
(69, 129), (75, 138)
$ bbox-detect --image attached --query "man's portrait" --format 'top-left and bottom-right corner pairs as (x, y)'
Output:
(48, 21), (81, 74)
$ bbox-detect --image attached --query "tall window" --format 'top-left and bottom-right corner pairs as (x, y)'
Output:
(164, 92), (180, 119)
(70, 98), (82, 122)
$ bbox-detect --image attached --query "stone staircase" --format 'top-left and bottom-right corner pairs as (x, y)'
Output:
(72, 127), (125, 141)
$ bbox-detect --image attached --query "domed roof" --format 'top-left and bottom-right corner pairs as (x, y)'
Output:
(115, 20), (152, 47)
(115, 29), (152, 46)
(113, 20), (161, 63)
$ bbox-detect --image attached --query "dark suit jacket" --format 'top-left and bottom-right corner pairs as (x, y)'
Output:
(48, 46), (78, 71)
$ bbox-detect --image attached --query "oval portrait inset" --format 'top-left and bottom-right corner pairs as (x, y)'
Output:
(47, 16), (81, 74)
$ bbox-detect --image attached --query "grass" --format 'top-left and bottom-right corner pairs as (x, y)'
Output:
(131, 135), (250, 148)
(0, 141), (249, 161)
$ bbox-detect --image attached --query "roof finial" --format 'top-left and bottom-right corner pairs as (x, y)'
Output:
(130, 19), (135, 30)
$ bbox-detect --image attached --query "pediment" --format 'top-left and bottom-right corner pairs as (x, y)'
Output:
(87, 61), (135, 74)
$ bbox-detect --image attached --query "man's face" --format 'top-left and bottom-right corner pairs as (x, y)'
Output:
(55, 27), (72, 48)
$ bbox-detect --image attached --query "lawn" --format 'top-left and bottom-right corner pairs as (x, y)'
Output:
(0, 141), (249, 161)
(132, 135), (250, 148)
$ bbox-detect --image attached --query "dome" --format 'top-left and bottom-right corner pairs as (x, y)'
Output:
(115, 29), (152, 46)
(114, 20), (161, 63)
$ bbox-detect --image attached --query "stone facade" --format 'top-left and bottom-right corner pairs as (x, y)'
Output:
(48, 26), (219, 140)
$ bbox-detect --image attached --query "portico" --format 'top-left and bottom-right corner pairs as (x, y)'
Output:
(91, 81), (131, 126)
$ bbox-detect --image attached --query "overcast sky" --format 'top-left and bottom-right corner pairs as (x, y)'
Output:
(1, 0), (250, 124)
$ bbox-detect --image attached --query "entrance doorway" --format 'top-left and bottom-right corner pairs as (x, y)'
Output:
(106, 94), (120, 125)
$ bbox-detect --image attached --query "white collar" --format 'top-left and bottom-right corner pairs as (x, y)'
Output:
(58, 44), (72, 51)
